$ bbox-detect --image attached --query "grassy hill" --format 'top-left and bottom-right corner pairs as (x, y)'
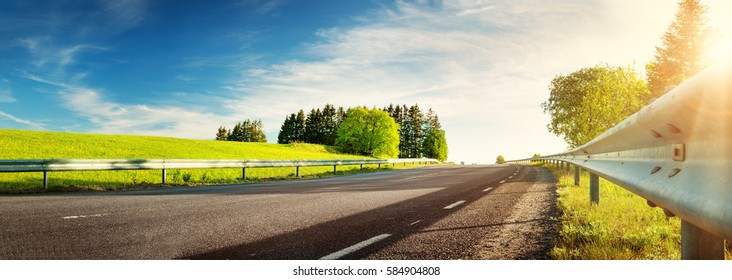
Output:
(0, 129), (406, 192)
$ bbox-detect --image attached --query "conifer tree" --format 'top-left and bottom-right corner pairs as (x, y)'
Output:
(294, 110), (306, 142)
(647, 0), (714, 99)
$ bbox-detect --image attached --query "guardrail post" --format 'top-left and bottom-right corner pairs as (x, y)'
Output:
(378, 163), (381, 169)
(43, 171), (48, 189)
(565, 162), (570, 173)
(242, 168), (247, 180)
(162, 169), (167, 184)
(296, 166), (300, 177)
(681, 221), (725, 259)
(360, 164), (363, 170)
(333, 165), (337, 174)
(574, 165), (580, 186)
(590, 173), (599, 204)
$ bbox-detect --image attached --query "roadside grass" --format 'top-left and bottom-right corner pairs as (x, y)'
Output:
(0, 129), (433, 193)
(541, 162), (731, 260)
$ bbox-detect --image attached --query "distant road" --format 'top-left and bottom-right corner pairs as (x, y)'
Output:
(0, 165), (558, 259)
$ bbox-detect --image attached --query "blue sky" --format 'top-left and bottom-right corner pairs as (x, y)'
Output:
(2, 0), (731, 163)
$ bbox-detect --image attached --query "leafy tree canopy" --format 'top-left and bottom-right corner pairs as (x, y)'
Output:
(335, 107), (400, 158)
(541, 64), (649, 148)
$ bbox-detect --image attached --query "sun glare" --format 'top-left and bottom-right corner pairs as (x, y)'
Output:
(709, 35), (732, 64)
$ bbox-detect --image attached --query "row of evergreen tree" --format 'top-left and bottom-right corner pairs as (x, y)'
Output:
(277, 103), (444, 159)
(382, 104), (442, 159)
(277, 104), (347, 145)
(216, 119), (267, 142)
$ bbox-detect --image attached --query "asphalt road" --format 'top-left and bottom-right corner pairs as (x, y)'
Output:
(0, 164), (557, 260)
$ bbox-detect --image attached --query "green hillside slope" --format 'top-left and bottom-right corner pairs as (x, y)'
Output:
(0, 129), (398, 192)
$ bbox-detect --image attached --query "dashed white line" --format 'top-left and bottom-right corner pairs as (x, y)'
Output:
(62, 214), (104, 220)
(444, 200), (466, 209)
(499, 180), (506, 184)
(409, 220), (422, 226)
(508, 176), (513, 179)
(482, 187), (493, 192)
(319, 234), (392, 260)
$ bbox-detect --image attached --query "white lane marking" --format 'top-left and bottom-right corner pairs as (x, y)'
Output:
(410, 220), (422, 226)
(499, 180), (506, 183)
(320, 234), (392, 260)
(444, 200), (466, 209)
(483, 187), (493, 192)
(62, 214), (104, 220)
(508, 176), (513, 179)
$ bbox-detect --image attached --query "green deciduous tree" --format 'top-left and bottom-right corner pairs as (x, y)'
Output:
(223, 119), (267, 143)
(496, 155), (506, 164)
(647, 0), (714, 99)
(541, 64), (649, 148)
(215, 126), (229, 140)
(336, 107), (399, 158)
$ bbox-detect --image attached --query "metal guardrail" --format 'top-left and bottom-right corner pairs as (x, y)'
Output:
(508, 62), (732, 259)
(0, 158), (438, 188)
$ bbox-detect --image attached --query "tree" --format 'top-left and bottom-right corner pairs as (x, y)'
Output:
(647, 0), (714, 100)
(304, 108), (323, 144)
(541, 64), (649, 148)
(496, 155), (506, 164)
(215, 126), (229, 140)
(423, 129), (448, 162)
(229, 122), (245, 142)
(403, 104), (424, 158)
(336, 107), (399, 158)
(321, 104), (338, 145)
(293, 110), (306, 142)
(224, 119), (267, 143)
(277, 114), (296, 144)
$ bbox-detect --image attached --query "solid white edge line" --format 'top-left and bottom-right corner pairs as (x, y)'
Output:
(483, 187), (493, 192)
(444, 200), (466, 209)
(319, 234), (392, 260)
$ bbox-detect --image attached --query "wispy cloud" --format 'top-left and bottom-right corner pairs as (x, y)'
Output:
(0, 80), (15, 103)
(238, 0), (287, 16)
(223, 0), (687, 162)
(24, 74), (237, 139)
(99, 0), (150, 33)
(0, 111), (45, 130)
(17, 38), (107, 78)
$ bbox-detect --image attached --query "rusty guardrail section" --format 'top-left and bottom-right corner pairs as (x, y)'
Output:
(0, 158), (438, 187)
(509, 62), (732, 259)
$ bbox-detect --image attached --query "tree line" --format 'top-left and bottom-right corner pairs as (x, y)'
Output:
(215, 119), (267, 142)
(277, 104), (346, 145)
(276, 103), (447, 161)
(214, 104), (448, 161)
(541, 0), (715, 148)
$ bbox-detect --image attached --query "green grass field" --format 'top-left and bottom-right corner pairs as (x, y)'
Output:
(542, 162), (731, 260)
(0, 129), (428, 193)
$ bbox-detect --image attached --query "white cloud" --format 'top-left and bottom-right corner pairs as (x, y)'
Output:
(24, 74), (239, 139)
(223, 0), (732, 163)
(18, 39), (107, 76)
(0, 111), (45, 130)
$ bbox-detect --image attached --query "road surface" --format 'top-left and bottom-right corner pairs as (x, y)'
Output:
(0, 165), (558, 259)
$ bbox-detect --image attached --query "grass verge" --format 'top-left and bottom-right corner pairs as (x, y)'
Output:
(541, 162), (731, 260)
(0, 129), (435, 193)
